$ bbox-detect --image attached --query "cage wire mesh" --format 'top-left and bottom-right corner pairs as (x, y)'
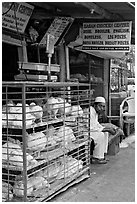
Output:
(2, 81), (91, 202)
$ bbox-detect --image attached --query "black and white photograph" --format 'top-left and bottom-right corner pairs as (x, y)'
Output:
(2, 1), (135, 202)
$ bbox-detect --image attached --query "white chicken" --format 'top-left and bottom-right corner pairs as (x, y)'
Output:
(41, 161), (61, 180)
(2, 100), (14, 111)
(2, 112), (15, 127)
(27, 131), (47, 151)
(46, 97), (59, 119)
(29, 102), (43, 122)
(71, 105), (83, 118)
(56, 126), (76, 146)
(44, 126), (57, 146)
(57, 97), (71, 116)
(15, 103), (36, 127)
(2, 103), (35, 128)
(13, 176), (50, 197)
(57, 156), (83, 179)
(2, 141), (37, 168)
(2, 182), (13, 201)
(2, 101), (15, 127)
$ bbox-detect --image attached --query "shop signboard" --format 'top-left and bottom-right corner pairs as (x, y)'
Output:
(39, 17), (73, 46)
(82, 21), (132, 52)
(2, 2), (34, 33)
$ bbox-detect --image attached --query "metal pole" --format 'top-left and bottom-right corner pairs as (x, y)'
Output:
(22, 84), (27, 201)
(48, 53), (52, 81)
(37, 45), (40, 63)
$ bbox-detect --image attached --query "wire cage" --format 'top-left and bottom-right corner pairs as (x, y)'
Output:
(2, 81), (91, 202)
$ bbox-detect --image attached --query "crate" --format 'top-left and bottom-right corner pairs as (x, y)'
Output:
(124, 122), (135, 137)
(108, 133), (121, 155)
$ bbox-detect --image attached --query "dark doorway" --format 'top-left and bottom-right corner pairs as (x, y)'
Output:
(2, 43), (19, 81)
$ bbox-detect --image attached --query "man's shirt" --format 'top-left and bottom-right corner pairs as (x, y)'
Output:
(83, 106), (103, 132)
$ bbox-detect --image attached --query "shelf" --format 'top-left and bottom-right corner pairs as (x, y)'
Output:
(2, 81), (90, 87)
(70, 63), (103, 68)
(2, 139), (88, 173)
(35, 140), (88, 162)
(2, 159), (47, 172)
(78, 81), (103, 84)
(2, 118), (64, 134)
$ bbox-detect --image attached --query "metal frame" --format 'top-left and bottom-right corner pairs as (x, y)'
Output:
(2, 81), (91, 202)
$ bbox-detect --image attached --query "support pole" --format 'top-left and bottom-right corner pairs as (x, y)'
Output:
(58, 44), (66, 82)
(48, 53), (52, 81)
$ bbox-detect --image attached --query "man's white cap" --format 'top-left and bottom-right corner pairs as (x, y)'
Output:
(95, 96), (106, 103)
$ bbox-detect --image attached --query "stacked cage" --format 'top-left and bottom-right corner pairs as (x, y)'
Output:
(2, 81), (91, 202)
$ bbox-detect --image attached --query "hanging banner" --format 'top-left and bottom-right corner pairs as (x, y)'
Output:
(39, 17), (74, 46)
(82, 21), (132, 52)
(2, 2), (34, 33)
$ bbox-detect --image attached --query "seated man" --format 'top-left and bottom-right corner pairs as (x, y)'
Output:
(98, 99), (125, 142)
(87, 96), (116, 164)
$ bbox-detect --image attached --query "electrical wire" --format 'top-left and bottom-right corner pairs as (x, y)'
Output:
(2, 3), (14, 16)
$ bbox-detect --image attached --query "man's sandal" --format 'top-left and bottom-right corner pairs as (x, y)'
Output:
(92, 158), (107, 164)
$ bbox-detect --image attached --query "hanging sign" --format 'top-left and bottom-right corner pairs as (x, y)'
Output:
(82, 21), (132, 52)
(39, 17), (73, 46)
(2, 2), (34, 33)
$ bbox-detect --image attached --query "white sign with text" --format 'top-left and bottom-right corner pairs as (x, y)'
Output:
(40, 17), (73, 46)
(2, 2), (34, 33)
(82, 21), (132, 52)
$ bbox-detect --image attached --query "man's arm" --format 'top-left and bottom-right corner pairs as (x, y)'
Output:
(102, 127), (116, 135)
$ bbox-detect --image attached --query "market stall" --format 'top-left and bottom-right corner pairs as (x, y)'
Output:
(2, 2), (135, 202)
(2, 3), (91, 202)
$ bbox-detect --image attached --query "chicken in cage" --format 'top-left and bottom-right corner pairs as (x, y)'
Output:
(2, 81), (91, 202)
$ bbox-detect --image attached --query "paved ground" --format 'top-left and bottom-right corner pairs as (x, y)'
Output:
(51, 134), (135, 202)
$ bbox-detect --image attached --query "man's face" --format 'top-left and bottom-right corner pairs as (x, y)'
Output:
(95, 102), (106, 114)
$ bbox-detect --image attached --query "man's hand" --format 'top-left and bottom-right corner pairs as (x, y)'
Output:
(102, 127), (116, 135)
